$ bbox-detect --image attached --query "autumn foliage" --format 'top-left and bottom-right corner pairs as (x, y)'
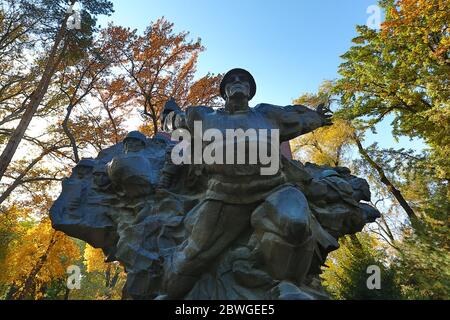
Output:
(0, 0), (448, 300)
(0, 2), (221, 299)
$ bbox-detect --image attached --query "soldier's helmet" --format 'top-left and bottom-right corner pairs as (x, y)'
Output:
(123, 131), (147, 145)
(76, 158), (96, 168)
(220, 68), (257, 101)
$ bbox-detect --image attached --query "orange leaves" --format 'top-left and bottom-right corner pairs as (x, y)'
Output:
(0, 17), (223, 299)
(103, 17), (218, 134)
(187, 73), (223, 107)
(381, 0), (450, 62)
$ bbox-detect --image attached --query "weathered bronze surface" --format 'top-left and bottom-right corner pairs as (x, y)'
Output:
(50, 69), (380, 299)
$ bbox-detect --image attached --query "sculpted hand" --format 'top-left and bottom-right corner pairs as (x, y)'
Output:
(316, 103), (333, 126)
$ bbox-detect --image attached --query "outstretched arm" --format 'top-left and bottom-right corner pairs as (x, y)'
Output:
(315, 103), (333, 126)
(258, 103), (332, 141)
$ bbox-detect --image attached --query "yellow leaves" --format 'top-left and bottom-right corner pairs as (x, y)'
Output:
(1, 207), (126, 299)
(81, 244), (127, 300)
(0, 205), (32, 224)
(0, 218), (81, 292)
(84, 245), (107, 273)
(138, 123), (156, 137)
(42, 232), (80, 283)
(291, 119), (355, 167)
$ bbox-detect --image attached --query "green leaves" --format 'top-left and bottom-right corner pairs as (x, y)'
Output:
(299, 1), (449, 299)
(321, 234), (402, 300)
(333, 0), (450, 179)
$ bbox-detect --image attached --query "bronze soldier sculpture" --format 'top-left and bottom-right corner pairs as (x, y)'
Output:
(50, 68), (379, 300)
(159, 68), (337, 298)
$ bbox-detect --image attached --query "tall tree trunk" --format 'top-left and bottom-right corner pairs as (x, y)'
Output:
(354, 135), (418, 222)
(62, 103), (80, 163)
(0, 15), (70, 181)
(15, 231), (59, 300)
(151, 113), (158, 135)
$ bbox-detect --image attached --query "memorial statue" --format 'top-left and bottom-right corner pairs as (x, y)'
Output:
(50, 68), (380, 300)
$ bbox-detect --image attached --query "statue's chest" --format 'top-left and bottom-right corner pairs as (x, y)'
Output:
(198, 111), (276, 134)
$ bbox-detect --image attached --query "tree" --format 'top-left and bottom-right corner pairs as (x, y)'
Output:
(105, 18), (222, 135)
(0, 142), (67, 205)
(0, 217), (80, 299)
(292, 81), (355, 167)
(333, 0), (450, 181)
(316, 0), (449, 299)
(368, 145), (450, 299)
(55, 31), (116, 163)
(0, 0), (114, 181)
(290, 118), (354, 167)
(291, 82), (426, 299)
(82, 245), (125, 300)
(353, 138), (418, 221)
(321, 233), (402, 299)
(292, 80), (418, 220)
(92, 77), (134, 144)
(0, 20), (120, 206)
(0, 14), (224, 299)
(0, 0), (38, 141)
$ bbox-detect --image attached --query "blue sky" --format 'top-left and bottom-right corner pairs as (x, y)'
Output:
(98, 0), (425, 152)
